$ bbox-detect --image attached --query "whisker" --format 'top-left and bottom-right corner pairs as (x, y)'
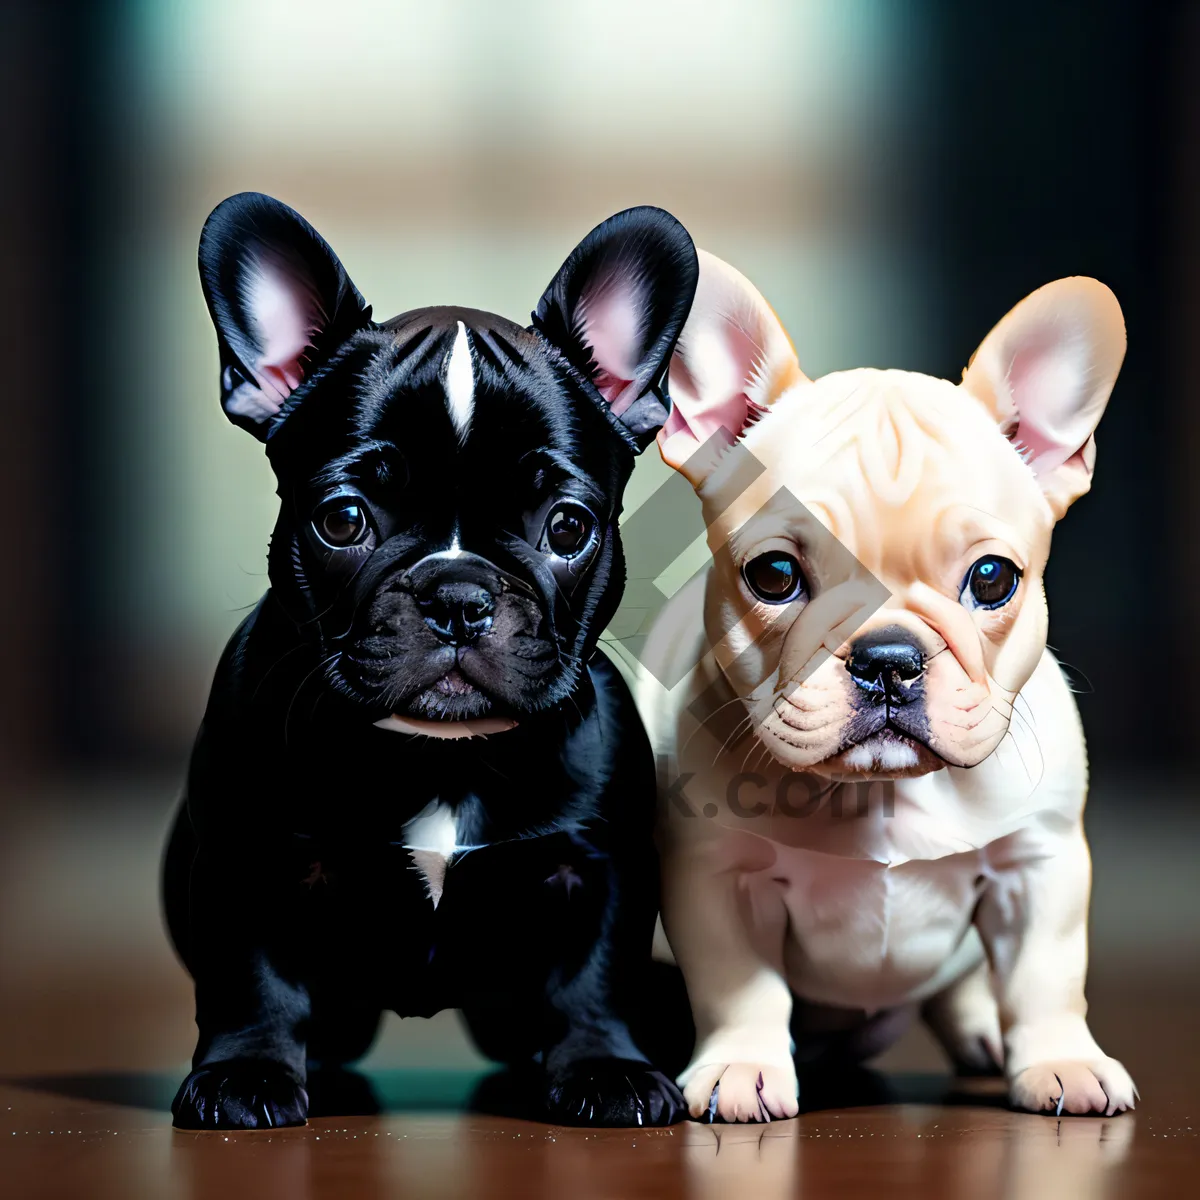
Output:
(251, 642), (311, 701)
(677, 692), (751, 758)
(994, 693), (1045, 791)
(739, 732), (767, 775)
(711, 713), (755, 768)
(284, 651), (342, 747)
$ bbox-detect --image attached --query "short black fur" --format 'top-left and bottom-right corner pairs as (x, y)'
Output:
(164, 193), (698, 1130)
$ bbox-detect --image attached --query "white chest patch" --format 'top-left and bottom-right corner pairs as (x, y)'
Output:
(403, 800), (460, 858)
(401, 799), (486, 908)
(443, 319), (475, 440)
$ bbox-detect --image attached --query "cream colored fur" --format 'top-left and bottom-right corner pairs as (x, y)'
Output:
(636, 252), (1136, 1121)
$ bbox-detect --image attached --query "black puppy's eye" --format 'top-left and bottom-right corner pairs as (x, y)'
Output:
(542, 503), (595, 559)
(314, 499), (370, 549)
(961, 555), (1021, 610)
(743, 552), (807, 604)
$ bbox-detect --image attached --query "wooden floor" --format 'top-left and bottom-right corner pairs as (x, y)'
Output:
(1, 777), (1197, 1199)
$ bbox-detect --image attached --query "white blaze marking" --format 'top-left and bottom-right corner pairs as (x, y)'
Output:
(444, 320), (475, 440)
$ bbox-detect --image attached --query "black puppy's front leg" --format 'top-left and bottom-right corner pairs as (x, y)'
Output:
(541, 855), (686, 1127)
(173, 952), (311, 1131)
(166, 817), (312, 1130)
(543, 973), (686, 1128)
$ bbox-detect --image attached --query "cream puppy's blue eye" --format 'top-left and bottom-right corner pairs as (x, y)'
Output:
(743, 552), (807, 604)
(961, 555), (1021, 610)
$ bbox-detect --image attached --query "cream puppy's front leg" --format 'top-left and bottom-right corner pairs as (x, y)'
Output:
(977, 827), (1136, 1115)
(662, 840), (799, 1121)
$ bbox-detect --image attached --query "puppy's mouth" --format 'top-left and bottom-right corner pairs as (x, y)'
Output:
(373, 667), (521, 740)
(406, 667), (498, 721)
(343, 620), (564, 728)
(840, 725), (934, 771)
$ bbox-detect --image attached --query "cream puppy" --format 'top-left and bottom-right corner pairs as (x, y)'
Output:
(636, 252), (1136, 1122)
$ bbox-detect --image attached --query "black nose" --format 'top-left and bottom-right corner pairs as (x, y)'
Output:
(847, 632), (924, 703)
(418, 580), (495, 644)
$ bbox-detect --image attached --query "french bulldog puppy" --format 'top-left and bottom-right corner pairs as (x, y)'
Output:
(637, 251), (1136, 1121)
(163, 193), (698, 1129)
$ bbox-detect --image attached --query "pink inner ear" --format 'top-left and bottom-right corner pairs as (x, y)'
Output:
(575, 274), (644, 414)
(228, 259), (324, 420)
(665, 320), (764, 446)
(1006, 330), (1095, 474)
(251, 262), (321, 385)
(660, 381), (750, 448)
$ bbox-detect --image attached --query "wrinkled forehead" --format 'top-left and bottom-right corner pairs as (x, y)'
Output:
(364, 307), (561, 440)
(276, 307), (619, 501)
(710, 368), (1053, 572)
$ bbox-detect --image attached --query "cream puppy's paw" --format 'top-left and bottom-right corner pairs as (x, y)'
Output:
(1010, 1058), (1137, 1116)
(682, 1063), (799, 1122)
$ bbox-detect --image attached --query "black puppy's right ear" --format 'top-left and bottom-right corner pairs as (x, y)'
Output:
(198, 192), (372, 439)
(532, 206), (698, 452)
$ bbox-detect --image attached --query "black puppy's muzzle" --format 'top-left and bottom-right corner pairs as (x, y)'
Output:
(337, 546), (561, 717)
(418, 580), (495, 644)
(407, 552), (500, 646)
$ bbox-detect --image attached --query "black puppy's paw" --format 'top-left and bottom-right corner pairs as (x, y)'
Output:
(172, 1059), (309, 1130)
(546, 1058), (687, 1127)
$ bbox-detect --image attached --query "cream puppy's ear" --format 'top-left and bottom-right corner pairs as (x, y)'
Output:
(659, 250), (806, 487)
(961, 277), (1125, 520)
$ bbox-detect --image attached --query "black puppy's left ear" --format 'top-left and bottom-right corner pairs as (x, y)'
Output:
(532, 207), (698, 451)
(199, 192), (373, 439)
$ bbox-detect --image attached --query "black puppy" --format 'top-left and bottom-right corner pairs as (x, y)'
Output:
(163, 193), (698, 1130)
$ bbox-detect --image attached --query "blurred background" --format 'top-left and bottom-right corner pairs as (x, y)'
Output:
(0, 0), (1195, 1109)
